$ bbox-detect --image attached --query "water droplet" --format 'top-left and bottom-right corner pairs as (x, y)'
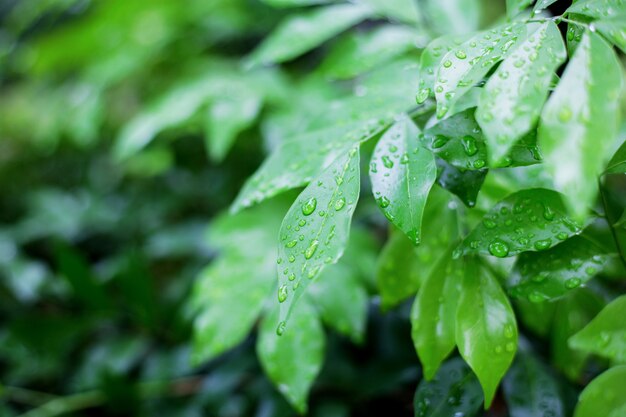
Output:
(534, 239), (551, 251)
(483, 219), (497, 229)
(378, 196), (390, 208)
(558, 107), (572, 122)
(543, 204), (555, 221)
(400, 152), (409, 164)
(382, 155), (394, 169)
(288, 273), (296, 281)
(488, 239), (509, 257)
(277, 257), (282, 264)
(334, 197), (346, 211)
(528, 291), (547, 303)
(288, 255), (295, 263)
(473, 159), (486, 169)
(305, 240), (319, 259)
(278, 285), (288, 303)
(286, 240), (297, 248)
(564, 278), (581, 289)
(302, 197), (317, 215)
(443, 60), (452, 68)
(432, 135), (448, 149)
(557, 232), (568, 240)
(416, 88), (430, 104)
(504, 324), (515, 338)
(461, 135), (478, 156)
(455, 50), (467, 59)
(276, 321), (286, 336)
(505, 342), (516, 352)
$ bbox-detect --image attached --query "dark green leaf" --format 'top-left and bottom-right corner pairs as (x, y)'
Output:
(413, 357), (483, 417)
(277, 147), (360, 323)
(606, 139), (626, 174)
(477, 21), (566, 165)
(370, 116), (437, 244)
(411, 248), (463, 379)
(257, 299), (325, 413)
(502, 352), (565, 417)
(538, 30), (623, 220)
(247, 4), (371, 66)
(569, 294), (626, 363)
(435, 157), (487, 207)
(574, 365), (626, 417)
(455, 257), (518, 407)
(508, 236), (608, 302)
(457, 188), (582, 258)
(434, 23), (527, 119)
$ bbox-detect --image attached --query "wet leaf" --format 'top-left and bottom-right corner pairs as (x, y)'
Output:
(413, 357), (483, 417)
(533, 0), (559, 13)
(569, 294), (626, 363)
(247, 4), (371, 66)
(538, 30), (623, 220)
(435, 157), (487, 207)
(566, 0), (626, 19)
(434, 23), (526, 119)
(455, 257), (518, 407)
(477, 21), (566, 165)
(457, 188), (582, 258)
(308, 261), (368, 343)
(606, 139), (626, 174)
(411, 248), (463, 380)
(257, 299), (325, 413)
(594, 13), (626, 53)
(277, 147), (360, 323)
(423, 0), (481, 36)
(502, 352), (565, 417)
(574, 365), (626, 417)
(507, 0), (533, 18)
(508, 236), (608, 302)
(370, 116), (437, 245)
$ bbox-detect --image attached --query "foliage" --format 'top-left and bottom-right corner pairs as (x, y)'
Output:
(1, 0), (626, 416)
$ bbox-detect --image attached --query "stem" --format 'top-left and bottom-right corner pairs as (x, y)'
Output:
(554, 16), (591, 29)
(598, 178), (626, 270)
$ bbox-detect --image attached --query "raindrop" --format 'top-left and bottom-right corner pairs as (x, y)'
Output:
(302, 197), (317, 215)
(461, 135), (478, 156)
(455, 50), (467, 59)
(276, 321), (286, 336)
(305, 240), (319, 259)
(564, 278), (581, 289)
(334, 197), (346, 211)
(488, 239), (509, 257)
(416, 88), (430, 104)
(286, 240), (297, 248)
(278, 285), (288, 303)
(382, 155), (394, 169)
(378, 196), (390, 208)
(534, 239), (551, 251)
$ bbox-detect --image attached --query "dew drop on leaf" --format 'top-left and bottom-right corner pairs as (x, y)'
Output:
(488, 239), (510, 257)
(302, 197), (317, 216)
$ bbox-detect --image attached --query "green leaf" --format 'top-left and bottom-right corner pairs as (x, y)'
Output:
(191, 254), (274, 364)
(533, 0), (559, 13)
(376, 187), (458, 308)
(574, 366), (626, 417)
(370, 116), (437, 245)
(257, 299), (325, 413)
(423, 0), (482, 36)
(411, 248), (463, 380)
(413, 357), (483, 417)
(507, 236), (608, 302)
(507, 0), (533, 18)
(261, 0), (336, 7)
(569, 294), (626, 363)
(551, 288), (605, 380)
(319, 25), (423, 80)
(477, 21), (566, 165)
(247, 4), (371, 66)
(416, 34), (467, 104)
(566, 0), (626, 18)
(204, 90), (262, 162)
(435, 157), (487, 207)
(457, 188), (582, 258)
(277, 147), (360, 324)
(514, 297), (556, 337)
(308, 261), (368, 343)
(502, 352), (565, 417)
(594, 13), (626, 53)
(455, 257), (518, 407)
(356, 0), (421, 23)
(538, 30), (623, 220)
(434, 23), (527, 119)
(606, 140), (626, 174)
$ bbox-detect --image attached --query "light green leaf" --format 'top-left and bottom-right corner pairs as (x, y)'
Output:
(411, 248), (463, 380)
(507, 0), (533, 18)
(261, 0), (336, 7)
(606, 140), (626, 173)
(434, 23), (527, 118)
(191, 254), (274, 364)
(247, 4), (371, 66)
(376, 187), (458, 308)
(533, 0), (559, 13)
(569, 294), (626, 363)
(413, 357), (484, 417)
(416, 34), (467, 104)
(308, 261), (368, 343)
(566, 0), (626, 18)
(319, 25), (423, 80)
(424, 0), (481, 36)
(508, 236), (608, 302)
(538, 30), (623, 220)
(277, 148), (360, 324)
(257, 299), (325, 413)
(574, 366), (626, 417)
(356, 0), (421, 23)
(502, 352), (565, 417)
(551, 288), (605, 380)
(455, 257), (518, 407)
(204, 90), (262, 162)
(457, 188), (582, 258)
(370, 116), (437, 245)
(477, 21), (566, 165)
(594, 13), (626, 53)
